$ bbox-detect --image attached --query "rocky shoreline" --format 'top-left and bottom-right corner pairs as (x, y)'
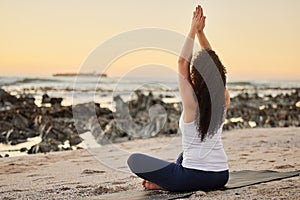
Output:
(0, 87), (299, 156)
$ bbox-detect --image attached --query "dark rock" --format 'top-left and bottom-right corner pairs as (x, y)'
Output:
(42, 94), (51, 104)
(28, 140), (60, 154)
(39, 122), (68, 143)
(49, 106), (73, 118)
(0, 121), (14, 132)
(73, 102), (100, 132)
(12, 113), (30, 130)
(0, 88), (18, 104)
(10, 138), (27, 145)
(102, 91), (180, 143)
(28, 145), (37, 154)
(50, 98), (63, 105)
(6, 129), (28, 145)
(20, 147), (28, 152)
(0, 121), (14, 143)
(88, 116), (104, 138)
(69, 134), (82, 146)
(1, 86), (300, 154)
(42, 93), (63, 106)
(73, 102), (112, 135)
(18, 94), (35, 105)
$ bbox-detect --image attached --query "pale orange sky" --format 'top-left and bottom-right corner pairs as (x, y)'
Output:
(0, 0), (299, 80)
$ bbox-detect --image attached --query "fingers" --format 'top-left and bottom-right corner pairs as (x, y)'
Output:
(193, 11), (197, 19)
(200, 16), (206, 23)
(193, 8), (199, 19)
(198, 5), (203, 18)
(196, 5), (203, 17)
(193, 5), (203, 21)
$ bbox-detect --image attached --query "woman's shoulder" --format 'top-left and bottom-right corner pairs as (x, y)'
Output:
(181, 109), (198, 124)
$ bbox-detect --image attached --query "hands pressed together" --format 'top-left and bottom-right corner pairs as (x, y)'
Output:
(191, 5), (206, 34)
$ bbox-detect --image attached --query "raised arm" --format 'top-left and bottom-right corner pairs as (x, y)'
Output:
(196, 11), (230, 112)
(195, 7), (212, 50)
(197, 31), (212, 50)
(178, 6), (204, 122)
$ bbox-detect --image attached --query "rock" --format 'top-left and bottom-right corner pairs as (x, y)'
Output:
(194, 190), (206, 196)
(0, 121), (14, 143)
(0, 121), (14, 132)
(28, 140), (60, 153)
(18, 94), (35, 105)
(39, 141), (59, 152)
(40, 122), (71, 143)
(41, 93), (63, 106)
(6, 129), (28, 145)
(101, 120), (129, 144)
(109, 91), (180, 141)
(49, 106), (73, 118)
(113, 95), (128, 118)
(0, 88), (18, 104)
(50, 98), (63, 106)
(42, 94), (51, 104)
(69, 134), (82, 146)
(88, 116), (104, 138)
(73, 102), (114, 144)
(1, 86), (300, 154)
(226, 88), (300, 130)
(81, 169), (106, 174)
(28, 145), (37, 154)
(278, 110), (288, 120)
(20, 147), (28, 152)
(73, 102), (101, 132)
(12, 113), (30, 130)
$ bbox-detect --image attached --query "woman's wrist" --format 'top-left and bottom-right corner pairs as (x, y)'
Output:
(197, 30), (205, 36)
(189, 29), (197, 38)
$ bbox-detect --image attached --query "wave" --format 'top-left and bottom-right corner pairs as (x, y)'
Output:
(228, 81), (253, 86)
(16, 78), (61, 84)
(1, 77), (62, 86)
(4, 86), (178, 93)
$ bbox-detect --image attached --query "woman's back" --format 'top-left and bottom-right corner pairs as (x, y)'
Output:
(179, 112), (228, 171)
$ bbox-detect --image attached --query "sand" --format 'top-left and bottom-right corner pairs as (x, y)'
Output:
(0, 127), (299, 199)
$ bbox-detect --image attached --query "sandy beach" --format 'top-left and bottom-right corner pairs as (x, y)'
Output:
(0, 127), (299, 199)
(1, 1), (300, 199)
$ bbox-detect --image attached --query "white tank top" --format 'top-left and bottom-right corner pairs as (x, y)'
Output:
(179, 112), (228, 171)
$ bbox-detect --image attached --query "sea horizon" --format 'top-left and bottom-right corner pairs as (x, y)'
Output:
(1, 75), (299, 110)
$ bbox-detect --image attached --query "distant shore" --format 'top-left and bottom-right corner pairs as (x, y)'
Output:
(52, 72), (107, 77)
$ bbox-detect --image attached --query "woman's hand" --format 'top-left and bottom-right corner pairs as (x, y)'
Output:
(191, 5), (206, 34)
(193, 6), (211, 50)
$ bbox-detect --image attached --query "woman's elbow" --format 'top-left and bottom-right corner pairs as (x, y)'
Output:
(178, 57), (189, 65)
(225, 89), (231, 109)
(226, 98), (230, 110)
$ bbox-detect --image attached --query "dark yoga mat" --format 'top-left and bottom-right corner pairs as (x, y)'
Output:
(92, 170), (300, 200)
(225, 170), (300, 189)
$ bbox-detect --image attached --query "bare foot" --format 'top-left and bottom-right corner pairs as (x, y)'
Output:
(142, 179), (146, 187)
(142, 180), (163, 190)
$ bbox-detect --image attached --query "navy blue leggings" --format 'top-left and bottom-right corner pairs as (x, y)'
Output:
(127, 153), (229, 192)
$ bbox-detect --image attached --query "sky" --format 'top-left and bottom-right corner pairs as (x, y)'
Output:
(0, 0), (299, 81)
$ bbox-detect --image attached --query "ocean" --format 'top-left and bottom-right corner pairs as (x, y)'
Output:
(1, 76), (299, 111)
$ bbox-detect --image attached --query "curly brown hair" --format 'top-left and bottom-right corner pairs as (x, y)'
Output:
(190, 50), (227, 141)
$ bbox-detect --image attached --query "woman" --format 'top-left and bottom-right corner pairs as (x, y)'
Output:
(127, 5), (230, 192)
